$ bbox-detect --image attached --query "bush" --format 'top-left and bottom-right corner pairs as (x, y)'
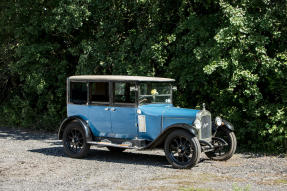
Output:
(0, 0), (286, 152)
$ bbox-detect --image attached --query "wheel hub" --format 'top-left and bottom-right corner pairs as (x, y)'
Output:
(71, 137), (79, 146)
(178, 146), (185, 153)
(177, 145), (187, 156)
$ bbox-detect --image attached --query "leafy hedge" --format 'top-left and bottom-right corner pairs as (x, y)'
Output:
(0, 0), (286, 152)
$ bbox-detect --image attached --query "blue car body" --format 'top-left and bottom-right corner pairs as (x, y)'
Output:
(67, 103), (199, 141)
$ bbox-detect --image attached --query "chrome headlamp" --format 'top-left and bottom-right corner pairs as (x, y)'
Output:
(215, 116), (223, 126)
(194, 119), (201, 130)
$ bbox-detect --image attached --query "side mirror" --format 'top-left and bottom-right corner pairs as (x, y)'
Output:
(172, 86), (177, 91)
(130, 86), (138, 91)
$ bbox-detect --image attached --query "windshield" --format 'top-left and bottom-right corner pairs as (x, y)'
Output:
(138, 82), (172, 105)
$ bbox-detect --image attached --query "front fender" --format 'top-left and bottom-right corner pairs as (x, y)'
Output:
(221, 119), (234, 131)
(143, 123), (198, 149)
(58, 116), (93, 142)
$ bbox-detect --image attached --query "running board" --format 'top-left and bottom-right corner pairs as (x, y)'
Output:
(87, 141), (138, 149)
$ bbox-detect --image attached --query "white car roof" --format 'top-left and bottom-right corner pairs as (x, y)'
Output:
(68, 75), (175, 82)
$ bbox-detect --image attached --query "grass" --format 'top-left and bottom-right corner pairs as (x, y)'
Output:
(179, 184), (251, 191)
(232, 184), (250, 191)
(150, 172), (245, 185)
(273, 178), (287, 185)
(151, 173), (247, 191)
(179, 187), (217, 191)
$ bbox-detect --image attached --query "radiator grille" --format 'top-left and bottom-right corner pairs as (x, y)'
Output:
(200, 115), (212, 139)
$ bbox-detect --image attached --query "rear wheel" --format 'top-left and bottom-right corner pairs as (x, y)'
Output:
(205, 127), (236, 161)
(63, 122), (90, 158)
(164, 130), (201, 169)
(107, 147), (126, 152)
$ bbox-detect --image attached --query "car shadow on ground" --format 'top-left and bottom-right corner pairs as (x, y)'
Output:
(28, 146), (174, 168)
(28, 145), (213, 168)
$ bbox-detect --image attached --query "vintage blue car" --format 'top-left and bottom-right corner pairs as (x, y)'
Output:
(58, 75), (237, 169)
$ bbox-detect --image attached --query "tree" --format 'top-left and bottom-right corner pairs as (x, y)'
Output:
(0, 0), (286, 152)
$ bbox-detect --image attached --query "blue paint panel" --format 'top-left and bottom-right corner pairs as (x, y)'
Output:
(138, 104), (199, 140)
(67, 104), (89, 121)
(162, 106), (198, 131)
(138, 114), (161, 140)
(110, 107), (137, 139)
(138, 104), (168, 140)
(87, 105), (111, 137)
(67, 104), (111, 137)
(163, 107), (199, 118)
(162, 118), (195, 130)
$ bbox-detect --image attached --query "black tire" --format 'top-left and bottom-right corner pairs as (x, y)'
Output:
(164, 130), (201, 169)
(205, 127), (237, 161)
(107, 146), (126, 152)
(62, 121), (90, 158)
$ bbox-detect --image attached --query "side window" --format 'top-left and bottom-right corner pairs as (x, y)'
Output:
(70, 82), (87, 104)
(90, 82), (109, 103)
(114, 82), (136, 104)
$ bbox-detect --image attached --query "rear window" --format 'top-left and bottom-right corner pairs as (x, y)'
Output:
(70, 82), (87, 104)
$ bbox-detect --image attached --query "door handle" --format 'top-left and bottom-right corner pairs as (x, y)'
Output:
(104, 107), (109, 111)
(110, 108), (116, 111)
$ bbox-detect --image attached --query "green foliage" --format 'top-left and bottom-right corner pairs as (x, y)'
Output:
(202, 0), (287, 152)
(232, 184), (250, 191)
(0, 0), (286, 152)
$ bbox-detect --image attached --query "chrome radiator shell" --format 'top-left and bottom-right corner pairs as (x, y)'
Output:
(197, 110), (212, 140)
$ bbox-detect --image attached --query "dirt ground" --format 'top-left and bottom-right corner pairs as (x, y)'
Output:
(0, 127), (286, 191)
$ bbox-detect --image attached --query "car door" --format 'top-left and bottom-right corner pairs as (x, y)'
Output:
(110, 82), (138, 139)
(87, 81), (112, 137)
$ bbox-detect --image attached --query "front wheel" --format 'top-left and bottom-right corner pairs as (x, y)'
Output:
(205, 127), (237, 161)
(164, 130), (201, 169)
(62, 121), (90, 158)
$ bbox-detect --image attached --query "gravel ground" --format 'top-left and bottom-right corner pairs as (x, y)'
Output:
(0, 127), (286, 191)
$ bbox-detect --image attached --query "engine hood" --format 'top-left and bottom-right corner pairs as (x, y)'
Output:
(138, 104), (199, 118)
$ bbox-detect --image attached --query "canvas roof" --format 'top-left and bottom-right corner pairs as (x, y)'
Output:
(68, 75), (175, 82)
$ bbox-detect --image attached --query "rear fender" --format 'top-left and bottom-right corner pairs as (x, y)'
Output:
(58, 116), (92, 142)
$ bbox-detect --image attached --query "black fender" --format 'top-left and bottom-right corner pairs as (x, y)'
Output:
(143, 123), (198, 149)
(219, 119), (234, 131)
(58, 116), (93, 142)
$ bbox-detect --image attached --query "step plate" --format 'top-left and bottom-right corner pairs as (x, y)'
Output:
(87, 141), (138, 149)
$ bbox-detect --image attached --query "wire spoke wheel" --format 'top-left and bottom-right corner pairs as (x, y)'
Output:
(65, 128), (85, 153)
(164, 130), (201, 169)
(169, 136), (193, 165)
(212, 131), (230, 157)
(205, 127), (237, 161)
(62, 121), (90, 158)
